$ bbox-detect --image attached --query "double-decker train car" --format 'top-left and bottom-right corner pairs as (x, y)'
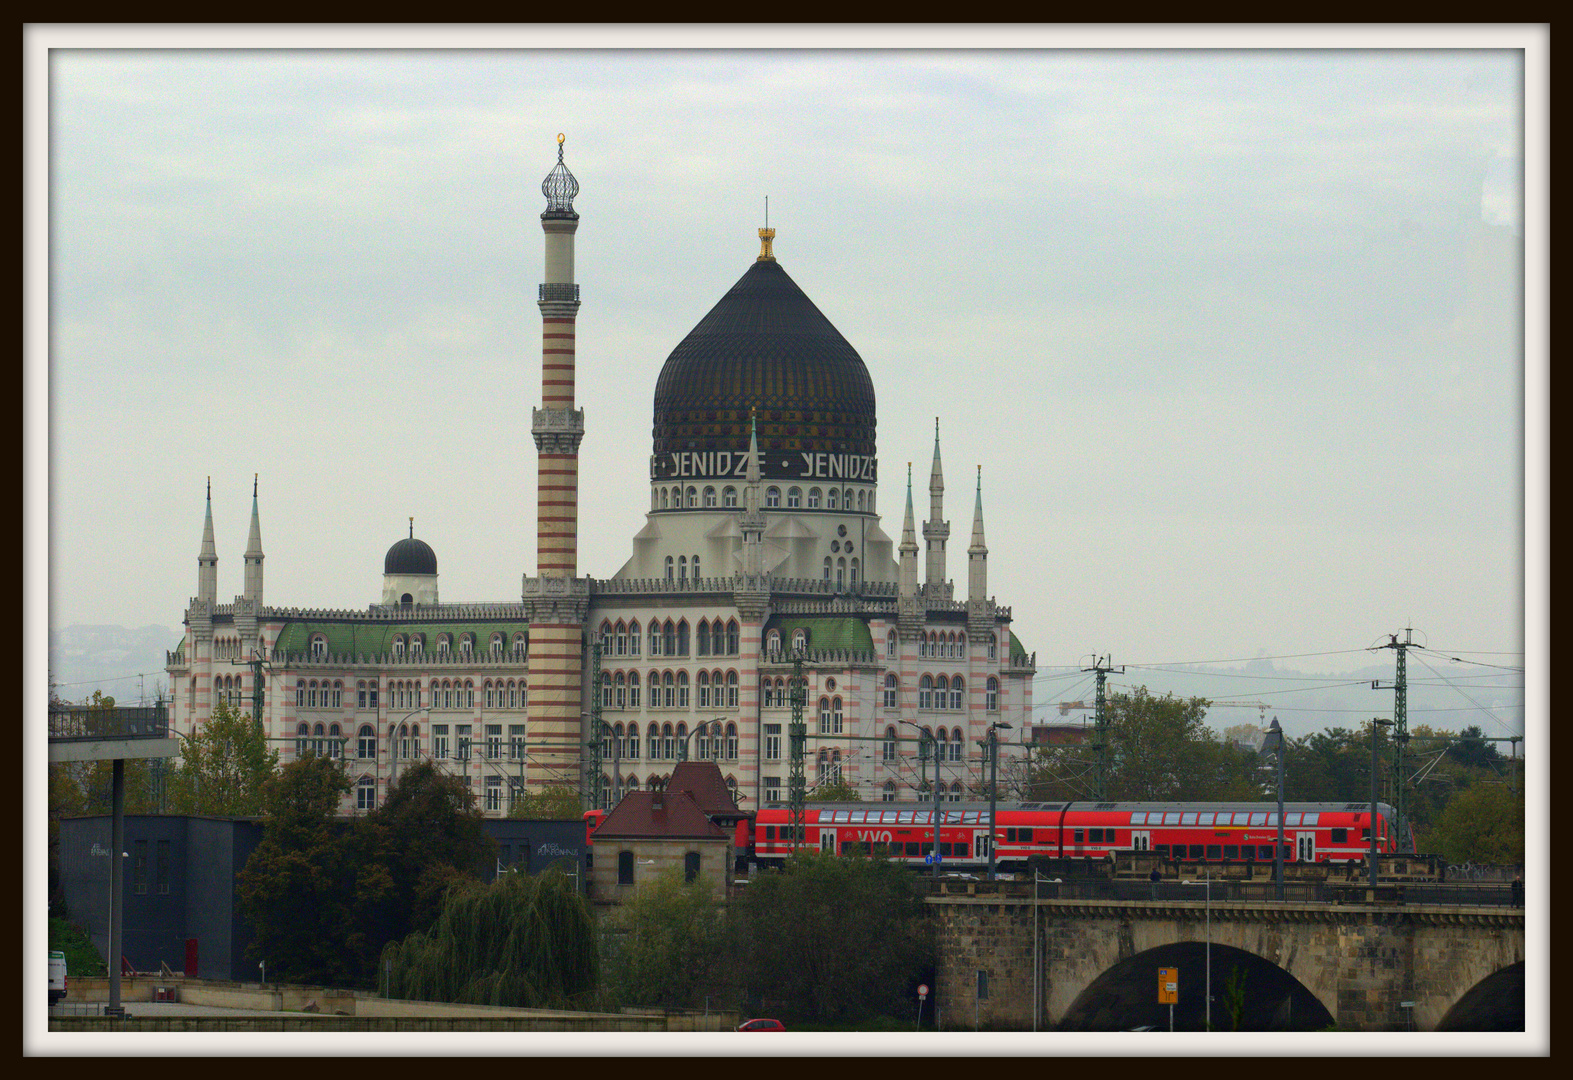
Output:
(748, 800), (1407, 874)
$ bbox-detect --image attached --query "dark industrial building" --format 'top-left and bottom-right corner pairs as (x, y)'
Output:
(57, 814), (586, 982)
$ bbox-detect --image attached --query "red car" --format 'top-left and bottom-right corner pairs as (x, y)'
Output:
(737, 1018), (786, 1032)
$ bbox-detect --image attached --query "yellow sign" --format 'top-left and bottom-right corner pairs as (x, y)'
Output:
(1158, 967), (1178, 1004)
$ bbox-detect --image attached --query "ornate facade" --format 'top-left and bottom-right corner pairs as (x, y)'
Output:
(165, 139), (1036, 817)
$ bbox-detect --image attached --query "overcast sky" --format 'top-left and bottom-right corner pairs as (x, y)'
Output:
(36, 32), (1539, 697)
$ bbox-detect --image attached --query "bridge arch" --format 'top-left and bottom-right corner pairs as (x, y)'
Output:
(1058, 941), (1333, 1031)
(1435, 962), (1524, 1032)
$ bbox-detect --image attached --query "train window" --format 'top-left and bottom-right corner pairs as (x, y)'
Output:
(1006, 828), (1016, 842)
(1257, 845), (1274, 860)
(1303, 812), (1319, 825)
(1188, 845), (1204, 859)
(1020, 828), (1033, 842)
(905, 842), (921, 857)
(1330, 828), (1348, 843)
(898, 811), (915, 824)
(1281, 844), (1292, 860)
(915, 812), (932, 825)
(1360, 828), (1371, 841)
(833, 810), (850, 823)
(1284, 812), (1301, 827)
(1266, 813), (1279, 827)
(1180, 812), (1197, 826)
(1088, 828), (1102, 842)
(1106, 830), (1119, 845)
(1250, 813), (1268, 826)
(1223, 845), (1239, 859)
(765, 826), (776, 841)
(1073, 829), (1085, 844)
(966, 811), (983, 824)
(1155, 845), (1170, 857)
(1164, 812), (1183, 825)
(1196, 812), (1214, 827)
(1131, 812), (1147, 825)
(1206, 845), (1222, 860)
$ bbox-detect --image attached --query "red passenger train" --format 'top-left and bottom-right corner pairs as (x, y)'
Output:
(750, 801), (1406, 873)
(587, 800), (1407, 875)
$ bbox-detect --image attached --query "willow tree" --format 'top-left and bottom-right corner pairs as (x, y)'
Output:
(382, 869), (598, 1009)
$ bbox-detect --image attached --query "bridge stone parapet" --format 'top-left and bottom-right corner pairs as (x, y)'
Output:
(929, 892), (1523, 1032)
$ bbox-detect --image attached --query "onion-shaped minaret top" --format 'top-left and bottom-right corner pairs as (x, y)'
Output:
(541, 132), (579, 218)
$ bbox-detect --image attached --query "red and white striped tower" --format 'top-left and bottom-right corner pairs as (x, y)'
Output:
(524, 134), (589, 793)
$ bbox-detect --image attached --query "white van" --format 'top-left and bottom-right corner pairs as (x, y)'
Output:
(49, 951), (67, 1006)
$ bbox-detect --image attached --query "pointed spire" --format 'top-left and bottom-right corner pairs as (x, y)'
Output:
(929, 417), (945, 498)
(197, 476), (218, 605)
(243, 473), (265, 608)
(746, 408), (762, 485)
(901, 462), (918, 550)
(970, 465), (987, 552)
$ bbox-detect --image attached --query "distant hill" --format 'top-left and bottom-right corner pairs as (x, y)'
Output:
(49, 624), (182, 705)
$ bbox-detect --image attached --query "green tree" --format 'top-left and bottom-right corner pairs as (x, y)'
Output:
(167, 697), (279, 816)
(507, 784), (584, 819)
(732, 852), (933, 1027)
(811, 776), (861, 802)
(236, 754), (356, 986)
(348, 760), (496, 984)
(1425, 782), (1524, 865)
(600, 868), (734, 1011)
(383, 870), (598, 1009)
(1022, 688), (1258, 802)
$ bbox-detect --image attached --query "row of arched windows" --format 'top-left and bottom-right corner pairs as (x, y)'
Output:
(600, 669), (742, 711)
(600, 773), (741, 799)
(877, 780), (965, 802)
(759, 674), (1000, 712)
(763, 486), (869, 512)
(599, 618), (741, 659)
(214, 674), (249, 709)
(388, 632), (528, 660)
(600, 721), (740, 762)
(881, 725), (966, 762)
(884, 630), (999, 660)
(656, 484), (873, 514)
(663, 555), (702, 581)
(821, 556), (860, 589)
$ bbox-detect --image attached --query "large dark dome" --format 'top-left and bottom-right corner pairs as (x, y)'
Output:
(384, 537), (437, 575)
(651, 257), (876, 473)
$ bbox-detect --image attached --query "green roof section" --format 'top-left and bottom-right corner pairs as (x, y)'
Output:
(1009, 631), (1030, 660)
(761, 615), (874, 653)
(272, 620), (531, 658)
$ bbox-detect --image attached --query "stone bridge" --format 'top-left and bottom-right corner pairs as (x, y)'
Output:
(930, 890), (1523, 1031)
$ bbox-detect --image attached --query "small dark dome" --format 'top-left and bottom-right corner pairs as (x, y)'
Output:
(384, 537), (437, 575)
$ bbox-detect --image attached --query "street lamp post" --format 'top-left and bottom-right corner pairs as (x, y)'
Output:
(1370, 718), (1393, 889)
(900, 720), (940, 879)
(678, 719), (723, 763)
(985, 721), (1013, 880)
(1183, 871), (1212, 1031)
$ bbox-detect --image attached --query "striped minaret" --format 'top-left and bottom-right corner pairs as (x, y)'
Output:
(525, 134), (588, 794)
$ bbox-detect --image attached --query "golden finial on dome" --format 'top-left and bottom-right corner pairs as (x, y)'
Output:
(757, 228), (776, 262)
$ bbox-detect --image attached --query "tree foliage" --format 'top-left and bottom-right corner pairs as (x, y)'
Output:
(1425, 782), (1524, 865)
(811, 776), (861, 802)
(600, 868), (734, 1011)
(1022, 688), (1259, 802)
(507, 784), (584, 820)
(347, 760), (496, 980)
(383, 870), (598, 1009)
(167, 697), (278, 817)
(732, 852), (933, 1027)
(236, 754), (357, 986)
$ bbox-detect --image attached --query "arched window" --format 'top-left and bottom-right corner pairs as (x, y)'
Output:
(357, 724), (376, 760)
(950, 677), (964, 711)
(329, 723), (342, 759)
(311, 634), (327, 659)
(677, 671), (690, 709)
(490, 633), (504, 658)
(807, 487), (821, 509)
(356, 776), (377, 811)
(950, 727), (964, 762)
(850, 558), (859, 587)
(647, 722), (661, 759)
(649, 622), (662, 656)
(513, 633), (528, 659)
(884, 673), (898, 709)
(726, 670), (739, 708)
(726, 722), (738, 760)
(600, 622), (614, 656)
(295, 680), (305, 707)
(660, 488), (670, 510)
(986, 676), (999, 711)
(823, 557), (832, 582)
(919, 675), (934, 711)
(792, 628), (807, 654)
(766, 629), (781, 655)
(663, 671), (675, 709)
(628, 671), (640, 708)
(697, 670), (711, 709)
(692, 554), (700, 580)
(765, 486), (780, 508)
(818, 696), (831, 734)
(826, 488), (838, 510)
(602, 673), (614, 708)
(662, 723), (675, 760)
(685, 486), (697, 508)
(761, 678), (773, 708)
(626, 725), (640, 760)
(836, 558), (846, 590)
(887, 630), (898, 658)
(616, 621), (628, 656)
(726, 620), (739, 655)
(882, 781), (896, 802)
(616, 671), (627, 709)
(677, 620), (690, 655)
(697, 620), (711, 657)
(787, 487), (801, 509)
(882, 726), (897, 761)
(723, 486), (738, 507)
(678, 555), (688, 582)
(628, 621), (641, 656)
(815, 749), (828, 784)
(703, 486), (717, 507)
(935, 728), (949, 762)
(664, 556), (674, 582)
(295, 722), (309, 756)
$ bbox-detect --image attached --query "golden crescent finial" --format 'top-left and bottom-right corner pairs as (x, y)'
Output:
(557, 132), (565, 145)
